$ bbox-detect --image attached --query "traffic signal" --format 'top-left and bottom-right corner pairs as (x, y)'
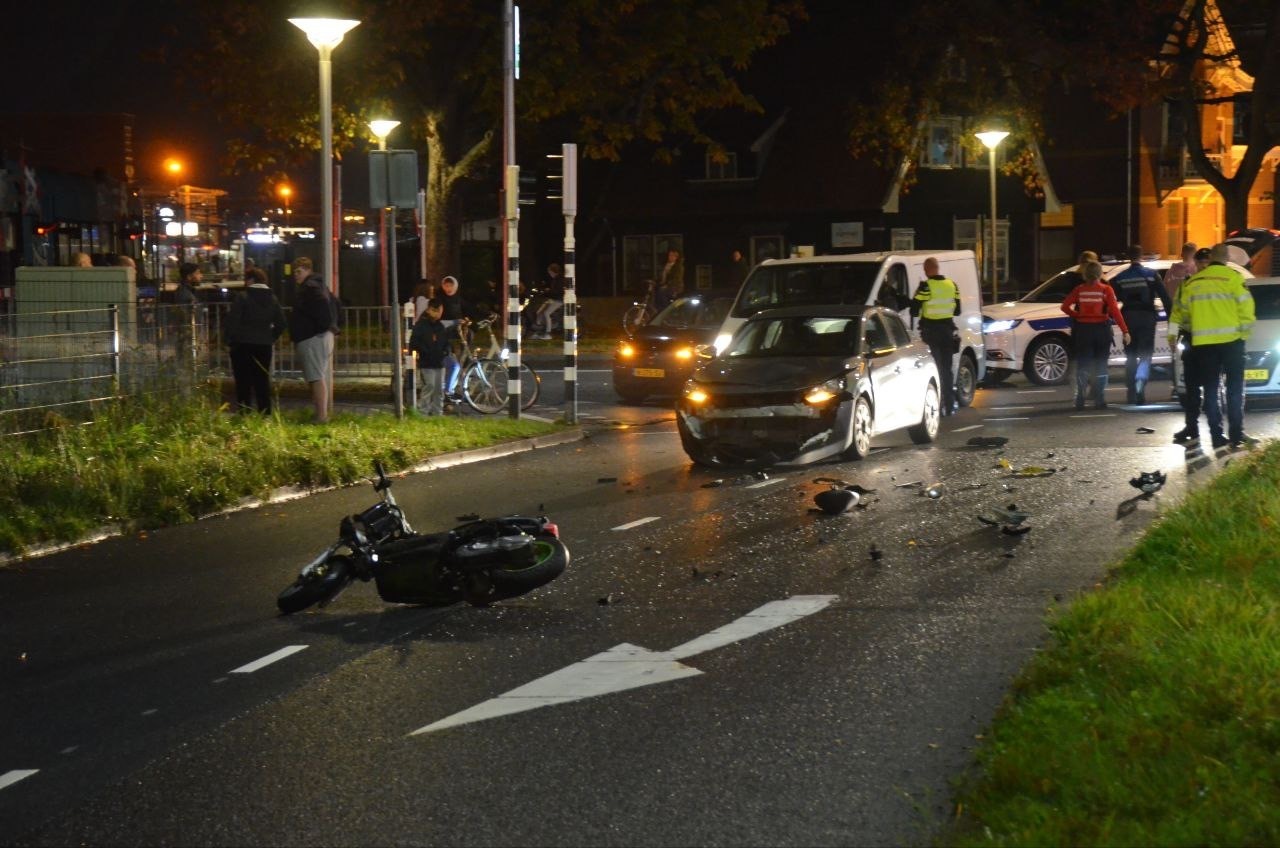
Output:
(517, 172), (539, 206)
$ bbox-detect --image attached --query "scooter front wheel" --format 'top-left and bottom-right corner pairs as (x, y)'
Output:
(277, 555), (353, 615)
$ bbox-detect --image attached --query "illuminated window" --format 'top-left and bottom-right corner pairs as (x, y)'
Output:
(705, 152), (738, 180)
(920, 118), (962, 168)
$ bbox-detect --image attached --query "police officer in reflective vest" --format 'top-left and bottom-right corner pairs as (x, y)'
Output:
(1062, 259), (1130, 410)
(910, 257), (961, 415)
(1109, 244), (1171, 406)
(1168, 243), (1255, 449)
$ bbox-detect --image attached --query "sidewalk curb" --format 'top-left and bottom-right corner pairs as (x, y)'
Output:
(0, 428), (586, 568)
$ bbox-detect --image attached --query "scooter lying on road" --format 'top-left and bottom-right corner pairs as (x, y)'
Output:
(277, 461), (569, 614)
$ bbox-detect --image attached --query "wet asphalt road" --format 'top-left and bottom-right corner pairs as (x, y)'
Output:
(2, 366), (1278, 846)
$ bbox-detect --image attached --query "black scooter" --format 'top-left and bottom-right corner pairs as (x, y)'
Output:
(277, 461), (568, 613)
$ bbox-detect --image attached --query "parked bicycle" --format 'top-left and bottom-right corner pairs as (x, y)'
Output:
(623, 280), (658, 335)
(455, 318), (540, 413)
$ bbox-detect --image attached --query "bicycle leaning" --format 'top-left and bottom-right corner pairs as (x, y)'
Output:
(622, 279), (658, 335)
(454, 318), (540, 413)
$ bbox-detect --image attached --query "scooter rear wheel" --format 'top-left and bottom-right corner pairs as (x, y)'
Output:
(277, 555), (354, 615)
(472, 538), (570, 605)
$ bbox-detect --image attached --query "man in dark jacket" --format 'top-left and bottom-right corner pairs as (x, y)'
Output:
(1109, 244), (1171, 405)
(436, 275), (493, 396)
(225, 268), (287, 413)
(288, 257), (338, 422)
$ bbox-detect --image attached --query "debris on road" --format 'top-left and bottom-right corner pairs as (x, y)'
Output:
(1010, 465), (1056, 478)
(597, 593), (624, 605)
(701, 479), (725, 488)
(967, 436), (1010, 448)
(1129, 470), (1167, 494)
(923, 483), (944, 499)
(895, 480), (925, 489)
(812, 477), (877, 496)
(1135, 426), (1156, 434)
(596, 477), (618, 484)
(869, 544), (883, 562)
(978, 503), (1031, 533)
(814, 487), (861, 515)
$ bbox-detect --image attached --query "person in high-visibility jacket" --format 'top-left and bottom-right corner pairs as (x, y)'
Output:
(1168, 243), (1255, 449)
(910, 257), (961, 415)
(1062, 260), (1130, 410)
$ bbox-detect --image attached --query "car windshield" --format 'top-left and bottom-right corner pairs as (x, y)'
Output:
(732, 262), (879, 318)
(1252, 284), (1280, 320)
(724, 316), (861, 358)
(650, 296), (733, 329)
(1021, 269), (1082, 303)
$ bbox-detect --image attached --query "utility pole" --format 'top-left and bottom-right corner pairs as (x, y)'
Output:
(503, 0), (521, 419)
(550, 144), (579, 423)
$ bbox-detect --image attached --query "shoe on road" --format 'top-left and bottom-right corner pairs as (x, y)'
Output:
(1230, 434), (1259, 450)
(1211, 433), (1230, 449)
(1171, 428), (1200, 444)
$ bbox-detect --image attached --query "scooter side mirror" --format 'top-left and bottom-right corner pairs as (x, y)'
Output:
(373, 460), (392, 491)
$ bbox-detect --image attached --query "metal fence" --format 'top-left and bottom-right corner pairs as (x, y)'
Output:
(0, 302), (400, 436)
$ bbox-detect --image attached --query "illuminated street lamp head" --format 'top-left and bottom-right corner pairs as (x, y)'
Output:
(368, 119), (401, 147)
(975, 130), (1010, 150)
(164, 158), (183, 176)
(289, 17), (360, 50)
(278, 185), (293, 199)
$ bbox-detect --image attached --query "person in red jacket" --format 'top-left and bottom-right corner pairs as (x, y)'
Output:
(1062, 259), (1131, 410)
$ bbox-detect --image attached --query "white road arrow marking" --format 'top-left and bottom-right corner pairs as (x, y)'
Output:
(410, 595), (836, 736)
(0, 770), (38, 791)
(611, 516), (660, 531)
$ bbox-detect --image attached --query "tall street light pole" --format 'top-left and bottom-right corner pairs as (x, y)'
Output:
(369, 119), (404, 418)
(289, 17), (359, 303)
(975, 130), (1009, 304)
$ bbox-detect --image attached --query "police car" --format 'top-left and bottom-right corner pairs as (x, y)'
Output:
(981, 260), (1179, 385)
(1242, 277), (1280, 398)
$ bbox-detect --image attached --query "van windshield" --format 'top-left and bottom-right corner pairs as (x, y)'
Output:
(731, 262), (879, 318)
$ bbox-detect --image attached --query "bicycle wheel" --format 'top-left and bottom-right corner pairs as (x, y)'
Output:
(462, 360), (507, 414)
(623, 305), (651, 335)
(518, 362), (540, 410)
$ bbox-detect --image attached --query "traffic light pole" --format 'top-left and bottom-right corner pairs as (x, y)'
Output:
(560, 143), (578, 424)
(503, 0), (521, 419)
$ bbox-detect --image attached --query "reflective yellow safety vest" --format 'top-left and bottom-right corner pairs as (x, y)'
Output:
(1169, 263), (1255, 346)
(914, 276), (959, 321)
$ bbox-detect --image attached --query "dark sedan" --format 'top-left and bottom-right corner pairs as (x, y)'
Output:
(612, 292), (735, 403)
(676, 306), (940, 467)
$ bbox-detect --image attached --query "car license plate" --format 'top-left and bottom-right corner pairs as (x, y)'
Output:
(633, 368), (665, 378)
(1244, 368), (1269, 381)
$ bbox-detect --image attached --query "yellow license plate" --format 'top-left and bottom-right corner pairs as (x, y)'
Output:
(1244, 368), (1270, 381)
(633, 368), (665, 378)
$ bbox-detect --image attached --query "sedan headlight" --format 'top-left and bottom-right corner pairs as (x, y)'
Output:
(804, 378), (845, 406)
(618, 342), (636, 359)
(685, 386), (710, 405)
(674, 347), (694, 360)
(983, 319), (1022, 333)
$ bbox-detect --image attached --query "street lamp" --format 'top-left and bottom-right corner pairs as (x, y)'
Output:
(975, 129), (1009, 303)
(369, 119), (404, 417)
(277, 184), (293, 232)
(289, 16), (360, 298)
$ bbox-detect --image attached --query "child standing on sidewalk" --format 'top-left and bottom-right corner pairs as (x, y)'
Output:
(408, 298), (450, 415)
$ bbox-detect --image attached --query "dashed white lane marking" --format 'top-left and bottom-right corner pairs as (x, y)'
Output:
(230, 645), (309, 674)
(211, 677), (229, 684)
(745, 478), (785, 490)
(520, 413), (554, 423)
(984, 417), (1030, 422)
(0, 770), (38, 791)
(1071, 413), (1117, 418)
(140, 709), (158, 716)
(989, 405), (1035, 410)
(953, 424), (984, 432)
(60, 747), (77, 755)
(611, 516), (660, 531)
(410, 595), (837, 736)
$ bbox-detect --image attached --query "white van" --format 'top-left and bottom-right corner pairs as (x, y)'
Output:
(714, 250), (986, 405)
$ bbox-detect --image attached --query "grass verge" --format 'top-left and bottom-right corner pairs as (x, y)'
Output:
(947, 440), (1280, 846)
(0, 389), (564, 556)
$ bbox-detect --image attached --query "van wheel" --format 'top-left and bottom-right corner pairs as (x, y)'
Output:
(954, 353), (978, 407)
(1024, 335), (1071, 385)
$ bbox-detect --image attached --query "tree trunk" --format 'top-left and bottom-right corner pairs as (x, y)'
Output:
(420, 114), (494, 285)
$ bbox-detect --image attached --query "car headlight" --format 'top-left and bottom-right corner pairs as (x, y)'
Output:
(804, 378), (845, 406)
(674, 347), (694, 360)
(714, 332), (733, 355)
(618, 342), (636, 359)
(684, 384), (710, 405)
(983, 319), (1021, 333)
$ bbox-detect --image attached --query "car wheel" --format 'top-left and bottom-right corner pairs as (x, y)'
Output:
(1024, 335), (1071, 385)
(909, 382), (940, 444)
(677, 415), (721, 467)
(954, 353), (978, 407)
(842, 395), (873, 460)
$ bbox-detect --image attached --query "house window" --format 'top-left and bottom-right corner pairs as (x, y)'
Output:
(920, 118), (962, 168)
(705, 152), (738, 180)
(890, 228), (915, 251)
(623, 233), (683, 292)
(750, 235), (784, 266)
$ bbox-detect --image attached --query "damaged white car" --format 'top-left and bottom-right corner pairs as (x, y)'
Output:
(676, 306), (941, 467)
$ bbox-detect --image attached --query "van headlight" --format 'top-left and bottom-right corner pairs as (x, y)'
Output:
(684, 383), (710, 405)
(714, 332), (733, 355)
(983, 319), (1021, 333)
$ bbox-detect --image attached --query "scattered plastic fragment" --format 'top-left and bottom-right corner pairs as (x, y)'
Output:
(814, 487), (861, 515)
(1001, 525), (1032, 536)
(1011, 465), (1056, 478)
(598, 593), (623, 605)
(1129, 470), (1167, 494)
(753, 470), (770, 480)
(923, 484), (944, 499)
(1135, 426), (1156, 434)
(967, 436), (1009, 448)
(978, 503), (1031, 531)
(701, 479), (725, 488)
(869, 544), (883, 562)
(895, 480), (924, 489)
(996, 458), (1013, 471)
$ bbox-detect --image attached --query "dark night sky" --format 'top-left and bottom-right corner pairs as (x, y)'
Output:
(5, 2), (256, 206)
